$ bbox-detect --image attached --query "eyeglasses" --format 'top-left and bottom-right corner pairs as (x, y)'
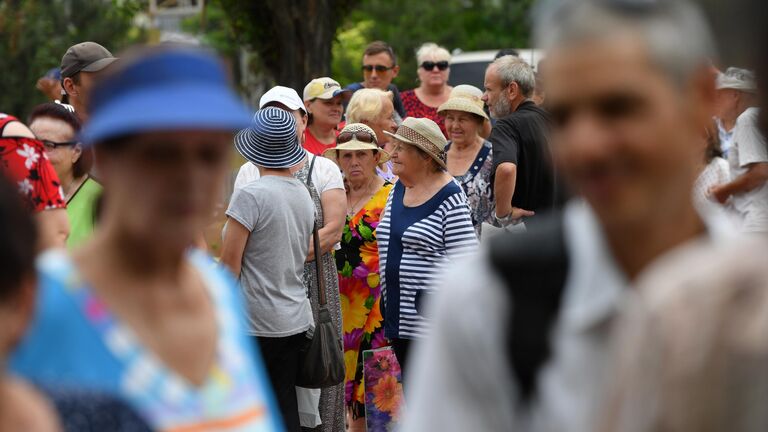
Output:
(41, 139), (79, 150)
(421, 61), (449, 71)
(362, 65), (394, 73)
(337, 130), (378, 145)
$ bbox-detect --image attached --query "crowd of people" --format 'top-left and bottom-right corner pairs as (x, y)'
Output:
(3, 0), (768, 431)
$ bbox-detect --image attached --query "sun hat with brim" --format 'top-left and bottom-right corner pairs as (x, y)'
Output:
(80, 48), (250, 145)
(322, 123), (390, 164)
(437, 84), (489, 120)
(303, 77), (352, 101)
(235, 107), (306, 169)
(260, 85), (306, 114)
(384, 117), (448, 169)
(716, 67), (758, 93)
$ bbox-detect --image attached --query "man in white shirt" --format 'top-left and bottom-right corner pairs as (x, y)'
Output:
(710, 103), (768, 232)
(401, 1), (733, 431)
(714, 68), (758, 157)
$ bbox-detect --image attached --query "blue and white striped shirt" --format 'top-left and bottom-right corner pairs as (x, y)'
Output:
(378, 180), (479, 339)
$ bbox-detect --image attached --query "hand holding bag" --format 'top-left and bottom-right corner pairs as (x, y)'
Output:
(296, 156), (345, 388)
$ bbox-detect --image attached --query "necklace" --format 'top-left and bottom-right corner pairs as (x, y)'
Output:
(347, 177), (376, 216)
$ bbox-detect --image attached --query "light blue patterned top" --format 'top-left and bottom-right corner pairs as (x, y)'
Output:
(11, 249), (284, 432)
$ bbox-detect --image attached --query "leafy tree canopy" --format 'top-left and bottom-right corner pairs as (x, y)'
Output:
(0, 0), (144, 119)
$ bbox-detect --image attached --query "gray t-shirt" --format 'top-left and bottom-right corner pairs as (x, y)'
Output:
(226, 175), (315, 337)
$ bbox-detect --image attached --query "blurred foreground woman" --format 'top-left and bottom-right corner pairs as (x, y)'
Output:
(11, 47), (283, 431)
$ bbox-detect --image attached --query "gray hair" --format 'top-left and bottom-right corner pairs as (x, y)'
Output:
(491, 55), (536, 98)
(534, 0), (717, 85)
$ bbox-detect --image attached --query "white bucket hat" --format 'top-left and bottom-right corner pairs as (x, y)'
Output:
(716, 67), (757, 93)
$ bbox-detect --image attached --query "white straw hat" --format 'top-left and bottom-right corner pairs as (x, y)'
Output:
(384, 117), (448, 169)
(437, 84), (489, 120)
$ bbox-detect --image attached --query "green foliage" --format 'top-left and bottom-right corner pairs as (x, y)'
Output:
(181, 1), (238, 59)
(332, 0), (535, 90)
(0, 0), (145, 119)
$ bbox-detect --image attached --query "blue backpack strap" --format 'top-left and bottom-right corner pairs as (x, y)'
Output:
(489, 212), (569, 405)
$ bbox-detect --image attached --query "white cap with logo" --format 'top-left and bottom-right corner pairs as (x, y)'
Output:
(303, 77), (351, 101)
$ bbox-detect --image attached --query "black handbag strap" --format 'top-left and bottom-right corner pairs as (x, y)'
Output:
(489, 212), (569, 406)
(303, 155), (328, 307)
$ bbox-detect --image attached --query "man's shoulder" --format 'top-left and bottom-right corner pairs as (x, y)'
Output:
(736, 107), (760, 126)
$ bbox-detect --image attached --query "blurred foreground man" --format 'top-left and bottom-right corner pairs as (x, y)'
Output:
(401, 1), (732, 431)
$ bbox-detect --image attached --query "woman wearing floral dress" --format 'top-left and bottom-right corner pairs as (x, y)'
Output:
(323, 123), (392, 431)
(438, 85), (496, 239)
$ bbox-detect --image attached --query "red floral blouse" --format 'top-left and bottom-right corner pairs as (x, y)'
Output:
(400, 89), (448, 138)
(0, 114), (66, 212)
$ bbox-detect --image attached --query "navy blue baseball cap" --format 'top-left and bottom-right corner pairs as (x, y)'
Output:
(81, 47), (250, 145)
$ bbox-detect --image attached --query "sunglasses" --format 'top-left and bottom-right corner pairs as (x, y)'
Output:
(337, 131), (378, 145)
(41, 139), (79, 150)
(421, 61), (449, 71)
(362, 65), (394, 73)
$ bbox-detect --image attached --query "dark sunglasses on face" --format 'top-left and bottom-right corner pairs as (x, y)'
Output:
(41, 139), (79, 150)
(421, 61), (449, 71)
(362, 65), (394, 73)
(337, 130), (378, 145)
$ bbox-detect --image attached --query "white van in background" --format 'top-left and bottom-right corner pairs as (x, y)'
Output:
(448, 49), (545, 89)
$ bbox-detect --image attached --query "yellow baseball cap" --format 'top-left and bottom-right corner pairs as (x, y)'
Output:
(303, 77), (351, 101)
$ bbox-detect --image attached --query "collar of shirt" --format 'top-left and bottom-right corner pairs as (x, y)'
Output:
(559, 199), (736, 333)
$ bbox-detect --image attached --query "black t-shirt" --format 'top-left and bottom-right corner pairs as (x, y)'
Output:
(489, 100), (561, 215)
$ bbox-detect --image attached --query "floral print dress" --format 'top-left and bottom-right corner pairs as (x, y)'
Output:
(446, 140), (495, 238)
(334, 181), (393, 418)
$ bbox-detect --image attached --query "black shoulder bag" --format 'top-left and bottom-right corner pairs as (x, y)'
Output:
(296, 155), (346, 388)
(489, 212), (569, 405)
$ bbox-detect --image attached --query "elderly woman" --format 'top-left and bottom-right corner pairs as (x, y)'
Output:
(11, 47), (282, 431)
(322, 123), (393, 430)
(29, 103), (102, 249)
(0, 115), (68, 250)
(400, 43), (453, 137)
(234, 88), (347, 432)
(346, 88), (398, 182)
(377, 117), (478, 375)
(438, 85), (495, 238)
(303, 77), (351, 155)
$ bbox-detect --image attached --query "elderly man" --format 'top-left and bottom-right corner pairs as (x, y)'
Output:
(344, 41), (407, 120)
(483, 55), (559, 227)
(401, 1), (731, 431)
(714, 68), (758, 156)
(60, 42), (117, 122)
(709, 68), (768, 232)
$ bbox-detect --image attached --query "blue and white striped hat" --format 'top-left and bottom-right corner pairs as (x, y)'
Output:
(234, 107), (306, 169)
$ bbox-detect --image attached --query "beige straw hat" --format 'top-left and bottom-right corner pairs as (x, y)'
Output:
(437, 84), (489, 120)
(384, 117), (448, 169)
(322, 123), (390, 163)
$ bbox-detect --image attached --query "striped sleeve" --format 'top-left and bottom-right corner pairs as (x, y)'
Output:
(376, 186), (396, 310)
(441, 191), (479, 260)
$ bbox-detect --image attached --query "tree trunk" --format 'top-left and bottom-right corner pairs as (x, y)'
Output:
(220, 0), (359, 91)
